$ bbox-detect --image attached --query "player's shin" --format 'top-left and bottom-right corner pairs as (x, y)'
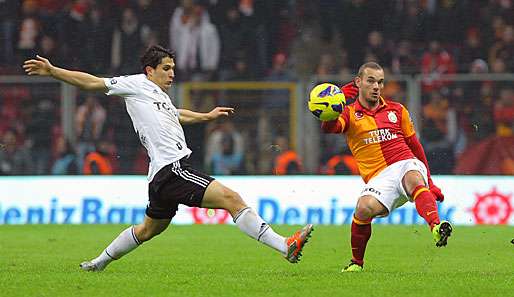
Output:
(412, 185), (440, 230)
(92, 226), (142, 269)
(350, 215), (372, 267)
(233, 207), (287, 254)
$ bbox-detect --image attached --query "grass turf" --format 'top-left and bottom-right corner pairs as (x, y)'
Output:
(1, 224), (512, 297)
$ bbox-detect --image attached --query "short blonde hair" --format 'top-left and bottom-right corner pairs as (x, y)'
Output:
(357, 62), (383, 78)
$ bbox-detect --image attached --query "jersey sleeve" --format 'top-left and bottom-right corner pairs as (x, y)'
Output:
(103, 76), (138, 97)
(340, 105), (351, 133)
(400, 105), (416, 137)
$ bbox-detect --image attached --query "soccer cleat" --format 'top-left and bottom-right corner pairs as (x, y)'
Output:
(341, 260), (363, 272)
(432, 221), (453, 247)
(285, 224), (314, 263)
(79, 261), (103, 272)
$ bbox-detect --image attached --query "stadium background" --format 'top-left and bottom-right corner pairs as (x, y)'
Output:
(1, 1), (513, 297)
(1, 0), (513, 226)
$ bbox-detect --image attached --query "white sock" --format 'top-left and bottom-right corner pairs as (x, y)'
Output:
(233, 207), (287, 255)
(91, 226), (142, 270)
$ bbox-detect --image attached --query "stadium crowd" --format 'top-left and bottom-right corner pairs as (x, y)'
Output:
(0, 0), (513, 175)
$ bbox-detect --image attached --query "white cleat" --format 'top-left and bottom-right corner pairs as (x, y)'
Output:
(79, 261), (104, 272)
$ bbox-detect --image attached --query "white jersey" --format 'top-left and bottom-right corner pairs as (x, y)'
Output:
(103, 74), (192, 182)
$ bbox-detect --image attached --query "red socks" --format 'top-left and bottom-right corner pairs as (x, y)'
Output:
(350, 216), (372, 266)
(412, 185), (440, 230)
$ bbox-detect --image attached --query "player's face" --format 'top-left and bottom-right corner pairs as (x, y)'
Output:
(356, 68), (384, 106)
(148, 57), (175, 91)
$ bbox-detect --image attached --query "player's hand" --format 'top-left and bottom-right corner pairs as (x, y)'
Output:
(429, 181), (445, 202)
(207, 107), (234, 119)
(340, 81), (358, 100)
(22, 55), (54, 76)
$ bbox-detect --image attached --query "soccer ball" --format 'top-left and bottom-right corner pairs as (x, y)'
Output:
(308, 83), (346, 121)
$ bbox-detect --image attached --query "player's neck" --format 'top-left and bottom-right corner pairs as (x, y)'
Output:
(358, 97), (380, 111)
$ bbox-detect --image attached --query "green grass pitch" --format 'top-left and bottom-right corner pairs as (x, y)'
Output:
(1, 224), (512, 297)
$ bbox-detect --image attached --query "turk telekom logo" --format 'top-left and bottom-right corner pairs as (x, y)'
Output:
(190, 207), (231, 224)
(470, 187), (513, 225)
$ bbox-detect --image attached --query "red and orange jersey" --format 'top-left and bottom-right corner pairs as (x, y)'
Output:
(336, 97), (416, 183)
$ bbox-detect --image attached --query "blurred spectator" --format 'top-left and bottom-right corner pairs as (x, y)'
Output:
(210, 133), (244, 175)
(205, 120), (244, 175)
(469, 58), (489, 74)
(315, 53), (338, 76)
(396, 1), (428, 43)
(364, 31), (391, 70)
(466, 82), (496, 144)
(135, 0), (161, 35)
(26, 99), (55, 174)
(264, 53), (293, 110)
(489, 25), (514, 73)
(0, 0), (19, 66)
(218, 5), (245, 80)
(339, 0), (370, 69)
(420, 40), (457, 93)
(62, 0), (90, 69)
(83, 140), (114, 175)
(51, 136), (78, 175)
(493, 87), (514, 137)
(0, 129), (33, 175)
(16, 0), (41, 64)
(237, 0), (267, 78)
(272, 135), (302, 175)
(490, 57), (508, 73)
(169, 0), (220, 81)
(290, 26), (322, 78)
(317, 0), (342, 43)
(75, 95), (106, 169)
(267, 1), (296, 59)
(39, 35), (60, 64)
(111, 7), (146, 74)
(106, 98), (139, 174)
(324, 147), (359, 175)
(429, 0), (470, 43)
(459, 28), (488, 72)
(84, 4), (113, 74)
(222, 53), (253, 81)
(421, 90), (457, 173)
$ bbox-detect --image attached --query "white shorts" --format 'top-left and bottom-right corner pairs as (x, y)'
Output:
(360, 158), (428, 215)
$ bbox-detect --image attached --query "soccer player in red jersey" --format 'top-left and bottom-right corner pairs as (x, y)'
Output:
(321, 62), (453, 272)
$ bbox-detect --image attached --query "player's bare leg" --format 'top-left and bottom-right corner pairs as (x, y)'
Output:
(403, 170), (453, 246)
(202, 180), (313, 263)
(80, 216), (170, 271)
(342, 195), (387, 272)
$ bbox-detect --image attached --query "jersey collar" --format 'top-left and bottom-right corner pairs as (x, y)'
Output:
(354, 96), (387, 115)
(144, 75), (167, 94)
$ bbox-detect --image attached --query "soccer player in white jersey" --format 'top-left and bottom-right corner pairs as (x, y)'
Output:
(23, 45), (313, 271)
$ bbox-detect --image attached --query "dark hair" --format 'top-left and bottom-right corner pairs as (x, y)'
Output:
(357, 62), (383, 77)
(140, 45), (175, 74)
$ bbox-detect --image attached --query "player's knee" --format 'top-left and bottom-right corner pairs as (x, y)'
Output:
(355, 204), (374, 221)
(135, 224), (167, 242)
(221, 187), (246, 211)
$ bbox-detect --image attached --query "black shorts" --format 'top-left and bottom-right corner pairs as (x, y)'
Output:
(146, 158), (215, 219)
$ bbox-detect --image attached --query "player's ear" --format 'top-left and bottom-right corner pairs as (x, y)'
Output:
(354, 76), (361, 87)
(145, 65), (154, 76)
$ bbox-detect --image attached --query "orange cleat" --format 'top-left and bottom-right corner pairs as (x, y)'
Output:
(285, 224), (314, 263)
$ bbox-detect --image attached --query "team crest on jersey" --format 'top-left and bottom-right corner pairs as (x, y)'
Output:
(387, 111), (397, 123)
(355, 111), (364, 120)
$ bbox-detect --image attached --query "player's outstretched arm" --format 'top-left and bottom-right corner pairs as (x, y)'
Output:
(178, 107), (234, 125)
(23, 55), (107, 92)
